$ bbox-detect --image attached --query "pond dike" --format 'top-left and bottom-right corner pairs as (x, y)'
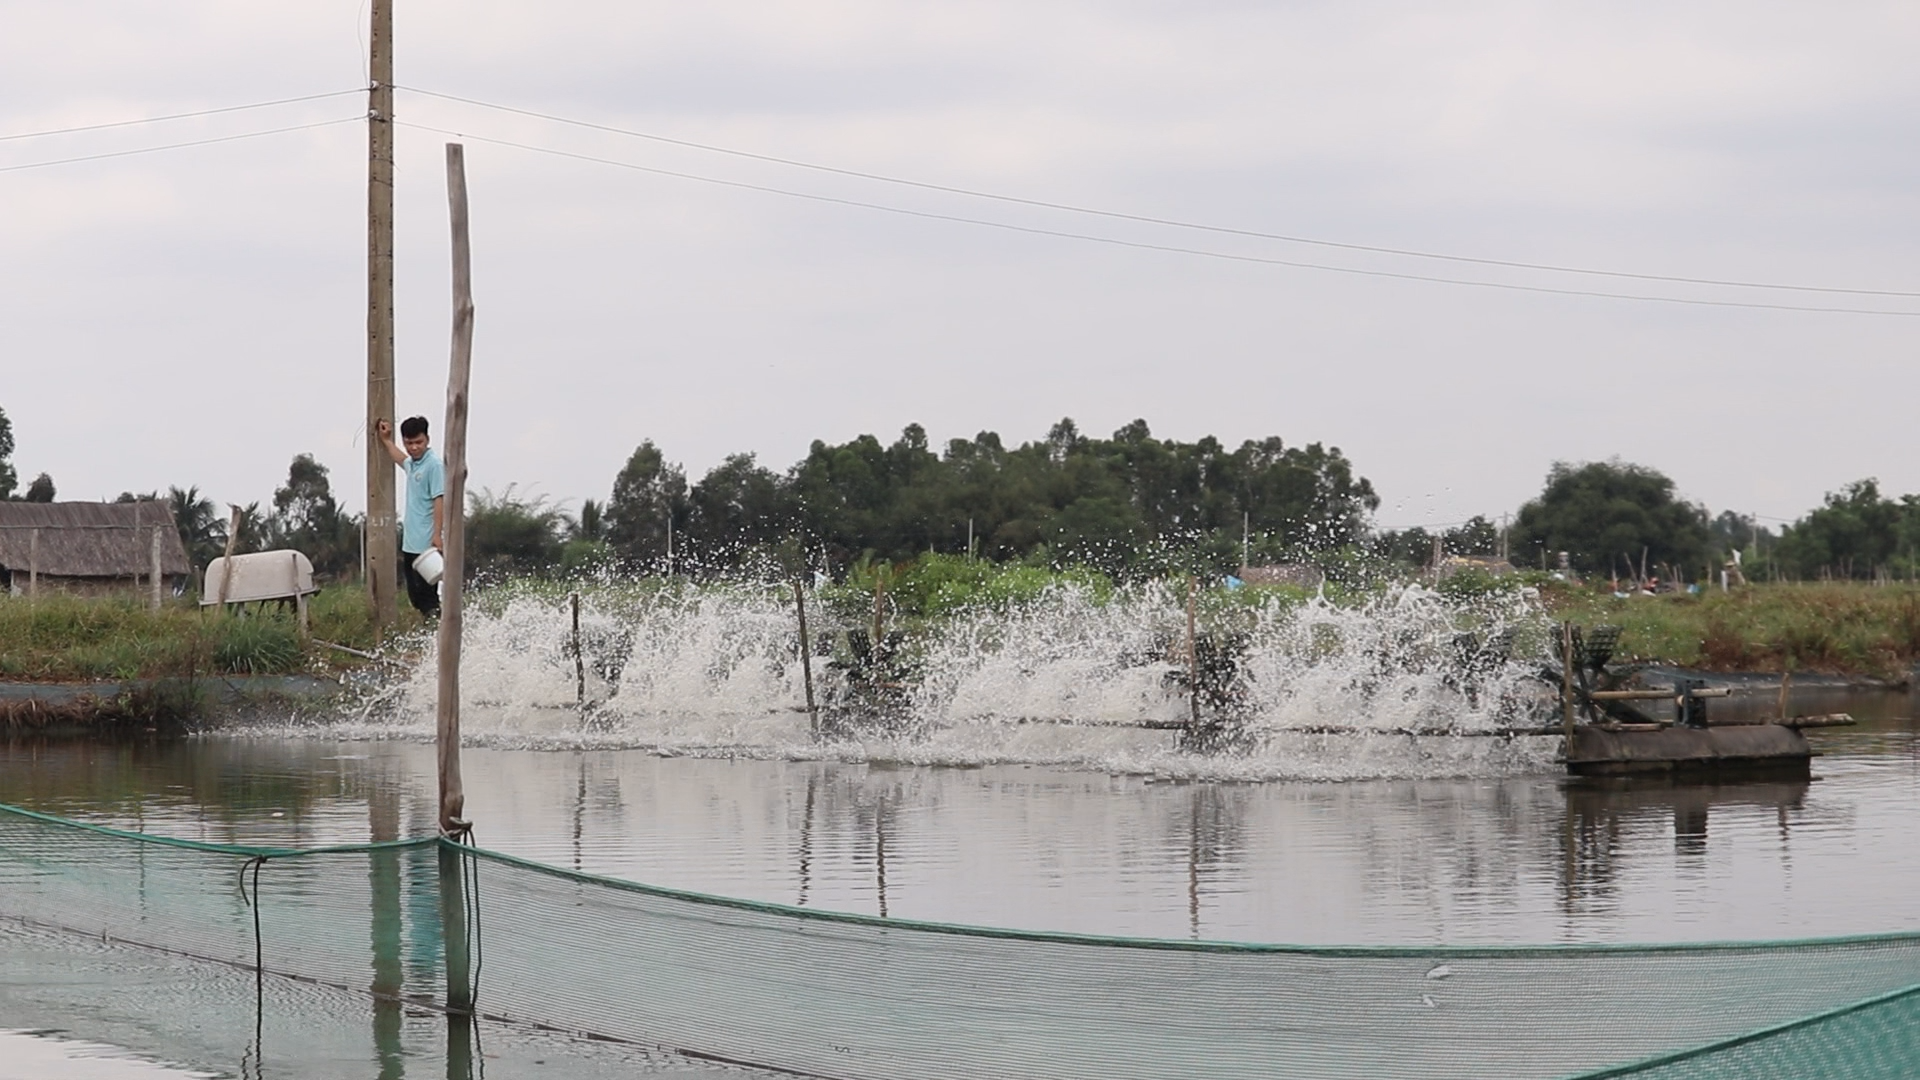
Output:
(0, 675), (344, 736)
(1636, 665), (1911, 693)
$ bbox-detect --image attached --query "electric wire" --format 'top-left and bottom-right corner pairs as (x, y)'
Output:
(397, 121), (1920, 318)
(396, 85), (1920, 300)
(0, 116), (362, 174)
(0, 89), (363, 143)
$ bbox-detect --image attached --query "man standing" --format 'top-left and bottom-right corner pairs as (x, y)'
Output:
(376, 416), (444, 618)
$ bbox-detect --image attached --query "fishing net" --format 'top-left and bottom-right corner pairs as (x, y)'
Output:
(3, 801), (1917, 1080)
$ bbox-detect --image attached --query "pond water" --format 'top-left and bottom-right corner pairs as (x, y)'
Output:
(2, 682), (1916, 1077)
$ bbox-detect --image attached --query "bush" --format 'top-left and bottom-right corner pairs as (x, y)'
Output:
(212, 618), (302, 675)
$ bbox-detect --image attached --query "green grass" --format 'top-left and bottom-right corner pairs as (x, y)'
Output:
(1547, 582), (1920, 677)
(8, 573), (1907, 684)
(0, 585), (414, 683)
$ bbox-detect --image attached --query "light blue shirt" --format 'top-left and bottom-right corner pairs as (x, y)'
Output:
(401, 449), (445, 553)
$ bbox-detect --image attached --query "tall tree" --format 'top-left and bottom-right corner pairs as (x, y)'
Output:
(687, 453), (791, 567)
(605, 441), (688, 568)
(466, 486), (566, 576)
(1776, 480), (1903, 580)
(1510, 460), (1709, 577)
(271, 455), (360, 578)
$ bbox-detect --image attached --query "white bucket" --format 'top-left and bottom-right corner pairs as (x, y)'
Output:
(412, 548), (445, 586)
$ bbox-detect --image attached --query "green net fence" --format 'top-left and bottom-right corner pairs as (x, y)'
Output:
(3, 801), (1917, 1080)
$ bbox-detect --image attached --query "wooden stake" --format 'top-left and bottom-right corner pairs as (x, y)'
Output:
(1778, 669), (1792, 722)
(436, 142), (474, 838)
(871, 571), (886, 663)
(27, 528), (37, 599)
(216, 505), (242, 608)
(364, 0), (398, 630)
(1186, 575), (1201, 729)
(571, 592), (586, 712)
(292, 551), (309, 640)
(149, 527), (163, 611)
(1561, 622), (1576, 742)
(795, 581), (818, 737)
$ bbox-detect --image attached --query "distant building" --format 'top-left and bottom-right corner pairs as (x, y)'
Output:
(0, 501), (192, 597)
(1237, 564), (1324, 589)
(1431, 554), (1518, 580)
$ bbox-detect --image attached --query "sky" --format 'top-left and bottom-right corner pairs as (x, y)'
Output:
(1, 2), (1916, 535)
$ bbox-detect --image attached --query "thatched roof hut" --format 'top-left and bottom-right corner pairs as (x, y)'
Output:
(0, 501), (192, 597)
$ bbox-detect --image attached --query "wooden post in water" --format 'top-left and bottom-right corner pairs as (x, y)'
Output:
(571, 592), (586, 712)
(795, 581), (818, 737)
(149, 528), (164, 611)
(1778, 669), (1793, 722)
(1561, 622), (1576, 741)
(1186, 576), (1201, 729)
(437, 141), (474, 838)
(437, 141), (476, 1021)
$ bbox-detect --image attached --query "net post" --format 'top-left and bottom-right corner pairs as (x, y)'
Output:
(438, 839), (473, 1015)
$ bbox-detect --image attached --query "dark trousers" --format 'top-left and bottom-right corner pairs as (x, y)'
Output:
(400, 548), (440, 618)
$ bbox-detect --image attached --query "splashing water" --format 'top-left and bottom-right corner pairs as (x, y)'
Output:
(351, 581), (1563, 780)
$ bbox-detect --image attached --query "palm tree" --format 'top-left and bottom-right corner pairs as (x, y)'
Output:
(168, 485), (224, 569)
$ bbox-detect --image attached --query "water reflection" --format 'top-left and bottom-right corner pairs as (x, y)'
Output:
(1558, 777), (1811, 921)
(1, 711), (1917, 945)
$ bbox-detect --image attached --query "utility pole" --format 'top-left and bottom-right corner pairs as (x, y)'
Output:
(365, 0), (398, 628)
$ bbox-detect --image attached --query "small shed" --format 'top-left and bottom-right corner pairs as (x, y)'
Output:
(1432, 554), (1518, 581)
(1237, 564), (1325, 589)
(0, 501), (192, 598)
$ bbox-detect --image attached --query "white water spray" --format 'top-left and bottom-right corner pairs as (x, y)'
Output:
(359, 581), (1562, 780)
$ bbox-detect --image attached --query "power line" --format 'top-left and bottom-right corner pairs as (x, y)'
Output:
(398, 121), (1920, 318)
(0, 117), (361, 174)
(397, 85), (1920, 300)
(0, 89), (362, 144)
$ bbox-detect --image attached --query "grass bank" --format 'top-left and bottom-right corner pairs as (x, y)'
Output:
(0, 586), (412, 683)
(1545, 582), (1920, 679)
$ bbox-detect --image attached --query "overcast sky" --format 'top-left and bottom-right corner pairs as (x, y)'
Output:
(2, 2), (1916, 534)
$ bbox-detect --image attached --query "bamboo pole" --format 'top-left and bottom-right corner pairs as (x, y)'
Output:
(795, 581), (818, 737)
(437, 142), (474, 838)
(1186, 575), (1201, 729)
(571, 592), (586, 712)
(437, 142), (476, 1022)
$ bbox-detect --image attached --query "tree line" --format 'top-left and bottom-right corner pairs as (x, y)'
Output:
(6, 400), (1916, 586)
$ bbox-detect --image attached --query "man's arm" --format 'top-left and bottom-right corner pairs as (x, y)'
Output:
(431, 495), (444, 551)
(375, 420), (407, 466)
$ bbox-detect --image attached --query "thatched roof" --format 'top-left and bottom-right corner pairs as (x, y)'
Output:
(0, 501), (192, 577)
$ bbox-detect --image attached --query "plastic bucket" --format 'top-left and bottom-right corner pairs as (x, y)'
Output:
(412, 548), (445, 586)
